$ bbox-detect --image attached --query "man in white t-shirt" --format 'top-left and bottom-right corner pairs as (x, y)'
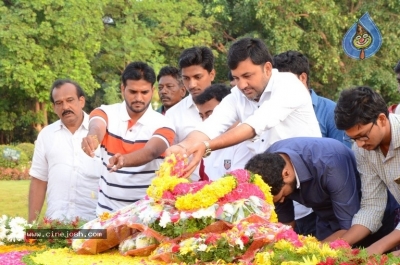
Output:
(165, 46), (216, 181)
(194, 83), (253, 180)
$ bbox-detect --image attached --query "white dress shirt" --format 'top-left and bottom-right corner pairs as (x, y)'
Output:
(196, 70), (322, 219)
(196, 69), (322, 154)
(30, 112), (101, 221)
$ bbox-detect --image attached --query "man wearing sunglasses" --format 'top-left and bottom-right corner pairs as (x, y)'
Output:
(335, 86), (400, 254)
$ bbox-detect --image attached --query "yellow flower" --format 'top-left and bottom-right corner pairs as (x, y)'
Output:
(147, 176), (189, 201)
(175, 176), (237, 210)
(274, 239), (295, 251)
(98, 212), (111, 222)
(301, 255), (320, 265)
(254, 251), (274, 265)
(253, 174), (274, 206)
(32, 248), (171, 265)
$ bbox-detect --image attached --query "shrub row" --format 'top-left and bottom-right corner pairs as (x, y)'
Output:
(0, 167), (31, 180)
(0, 143), (34, 180)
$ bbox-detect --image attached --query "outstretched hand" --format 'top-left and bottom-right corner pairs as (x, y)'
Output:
(165, 142), (206, 178)
(108, 153), (125, 172)
(182, 141), (206, 178)
(81, 135), (99, 157)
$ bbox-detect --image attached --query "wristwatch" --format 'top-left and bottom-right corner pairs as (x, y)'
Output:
(202, 141), (212, 158)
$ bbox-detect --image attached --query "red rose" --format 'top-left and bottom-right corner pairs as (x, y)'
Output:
(171, 244), (180, 253)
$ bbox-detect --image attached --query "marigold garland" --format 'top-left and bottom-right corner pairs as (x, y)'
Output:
(147, 177), (189, 202)
(175, 176), (237, 210)
(251, 174), (278, 222)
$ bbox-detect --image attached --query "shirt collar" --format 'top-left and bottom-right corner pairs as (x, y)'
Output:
(120, 100), (155, 126)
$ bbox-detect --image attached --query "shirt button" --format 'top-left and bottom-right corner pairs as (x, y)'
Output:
(261, 139), (264, 142)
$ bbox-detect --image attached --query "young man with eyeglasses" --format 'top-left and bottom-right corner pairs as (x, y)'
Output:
(335, 86), (400, 255)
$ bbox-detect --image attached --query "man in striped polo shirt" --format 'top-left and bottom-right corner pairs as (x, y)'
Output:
(82, 62), (175, 215)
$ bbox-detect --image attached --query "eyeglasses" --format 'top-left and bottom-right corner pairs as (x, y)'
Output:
(344, 122), (375, 143)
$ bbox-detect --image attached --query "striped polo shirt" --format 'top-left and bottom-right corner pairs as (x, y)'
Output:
(90, 101), (175, 215)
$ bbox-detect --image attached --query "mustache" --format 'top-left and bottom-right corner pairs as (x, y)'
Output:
(131, 101), (145, 105)
(160, 96), (170, 100)
(62, 110), (74, 116)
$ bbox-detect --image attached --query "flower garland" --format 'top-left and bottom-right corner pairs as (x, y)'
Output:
(146, 153), (189, 202)
(175, 176), (237, 210)
(251, 174), (278, 222)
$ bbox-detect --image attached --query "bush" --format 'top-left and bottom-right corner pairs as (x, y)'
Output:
(16, 142), (35, 161)
(0, 145), (30, 171)
(0, 167), (30, 180)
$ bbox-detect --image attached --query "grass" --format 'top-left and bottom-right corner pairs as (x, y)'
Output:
(0, 180), (46, 220)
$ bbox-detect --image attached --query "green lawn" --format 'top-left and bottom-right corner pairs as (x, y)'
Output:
(0, 180), (46, 220)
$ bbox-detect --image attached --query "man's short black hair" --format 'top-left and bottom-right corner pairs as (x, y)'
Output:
(335, 86), (388, 130)
(178, 46), (214, 73)
(227, 38), (273, 70)
(121, 61), (156, 87)
(245, 153), (286, 196)
(157, 66), (183, 86)
(50, 79), (85, 103)
(194, 83), (230, 105)
(273, 51), (310, 88)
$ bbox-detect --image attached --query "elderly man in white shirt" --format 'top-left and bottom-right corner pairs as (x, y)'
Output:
(29, 79), (101, 223)
(167, 37), (321, 178)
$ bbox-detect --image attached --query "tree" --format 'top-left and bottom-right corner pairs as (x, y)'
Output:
(202, 0), (400, 104)
(0, 0), (107, 143)
(89, 0), (215, 107)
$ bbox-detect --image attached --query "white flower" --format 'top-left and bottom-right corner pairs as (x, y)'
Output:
(197, 243), (207, 252)
(0, 215), (8, 226)
(9, 217), (28, 230)
(0, 225), (8, 240)
(159, 211), (172, 228)
(235, 238), (244, 250)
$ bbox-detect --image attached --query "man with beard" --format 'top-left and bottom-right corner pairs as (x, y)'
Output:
(82, 62), (175, 215)
(166, 38), (321, 179)
(156, 66), (186, 115)
(29, 79), (101, 222)
(245, 137), (361, 241)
